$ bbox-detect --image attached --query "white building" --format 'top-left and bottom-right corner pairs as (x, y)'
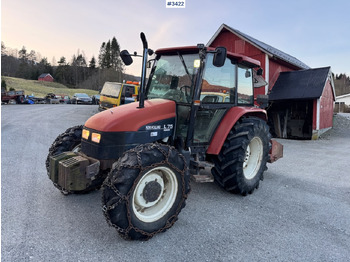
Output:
(336, 93), (350, 105)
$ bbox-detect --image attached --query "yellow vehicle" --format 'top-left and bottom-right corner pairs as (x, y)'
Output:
(98, 81), (139, 111)
(200, 91), (230, 103)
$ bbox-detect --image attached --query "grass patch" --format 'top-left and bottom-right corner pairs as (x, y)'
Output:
(2, 76), (99, 97)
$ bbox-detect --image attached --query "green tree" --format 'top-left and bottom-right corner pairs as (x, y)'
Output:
(1, 41), (6, 56)
(18, 46), (28, 61)
(71, 52), (88, 86)
(27, 50), (36, 64)
(98, 42), (106, 68)
(89, 56), (96, 69)
(98, 37), (123, 71)
(1, 78), (7, 91)
(104, 41), (111, 68)
(111, 37), (122, 70)
(38, 58), (53, 73)
(54, 56), (69, 84)
(58, 56), (67, 66)
(17, 46), (32, 79)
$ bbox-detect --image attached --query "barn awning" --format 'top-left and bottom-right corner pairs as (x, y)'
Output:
(269, 67), (332, 101)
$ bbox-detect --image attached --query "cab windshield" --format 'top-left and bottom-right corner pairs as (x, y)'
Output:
(147, 53), (199, 103)
(100, 82), (122, 97)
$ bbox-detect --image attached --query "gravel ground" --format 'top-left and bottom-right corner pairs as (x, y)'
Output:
(320, 113), (350, 139)
(1, 105), (350, 262)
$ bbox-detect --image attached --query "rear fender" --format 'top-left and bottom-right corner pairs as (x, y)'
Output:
(206, 107), (267, 155)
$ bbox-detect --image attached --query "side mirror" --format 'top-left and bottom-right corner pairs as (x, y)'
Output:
(213, 47), (227, 67)
(121, 50), (133, 66)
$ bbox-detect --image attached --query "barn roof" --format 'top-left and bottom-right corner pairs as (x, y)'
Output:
(38, 73), (53, 78)
(269, 67), (334, 101)
(208, 24), (310, 70)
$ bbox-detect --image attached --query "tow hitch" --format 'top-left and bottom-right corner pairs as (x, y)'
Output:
(268, 139), (283, 163)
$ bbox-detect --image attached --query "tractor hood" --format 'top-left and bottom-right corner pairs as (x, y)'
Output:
(84, 99), (176, 132)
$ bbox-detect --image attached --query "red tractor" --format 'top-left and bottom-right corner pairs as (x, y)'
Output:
(46, 33), (282, 240)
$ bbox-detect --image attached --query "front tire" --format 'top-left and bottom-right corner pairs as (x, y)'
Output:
(102, 143), (190, 240)
(211, 117), (270, 195)
(46, 125), (106, 194)
(46, 125), (83, 174)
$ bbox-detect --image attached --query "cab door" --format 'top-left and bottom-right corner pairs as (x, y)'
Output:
(193, 55), (237, 144)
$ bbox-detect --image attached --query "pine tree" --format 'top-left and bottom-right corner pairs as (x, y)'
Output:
(55, 57), (68, 84)
(58, 56), (67, 66)
(17, 46), (32, 79)
(104, 41), (111, 68)
(98, 37), (123, 72)
(89, 56), (96, 69)
(98, 42), (106, 68)
(1, 42), (7, 56)
(18, 46), (28, 62)
(111, 37), (121, 70)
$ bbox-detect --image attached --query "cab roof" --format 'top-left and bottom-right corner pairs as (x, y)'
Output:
(155, 46), (261, 68)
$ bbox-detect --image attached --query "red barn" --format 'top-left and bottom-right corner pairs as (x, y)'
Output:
(38, 73), (54, 82)
(208, 24), (335, 139)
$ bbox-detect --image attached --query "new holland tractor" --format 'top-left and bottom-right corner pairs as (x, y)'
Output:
(46, 33), (283, 240)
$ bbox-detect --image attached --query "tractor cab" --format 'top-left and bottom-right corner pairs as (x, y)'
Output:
(140, 45), (264, 150)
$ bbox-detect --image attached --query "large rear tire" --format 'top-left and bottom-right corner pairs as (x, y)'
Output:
(46, 125), (107, 194)
(211, 117), (270, 195)
(102, 143), (190, 240)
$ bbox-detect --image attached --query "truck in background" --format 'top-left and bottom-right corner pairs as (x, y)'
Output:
(1, 90), (25, 104)
(98, 81), (139, 111)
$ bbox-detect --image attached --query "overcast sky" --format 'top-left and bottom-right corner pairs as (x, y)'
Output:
(2, 0), (350, 76)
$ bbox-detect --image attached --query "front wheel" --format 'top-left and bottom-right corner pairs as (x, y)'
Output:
(211, 117), (271, 195)
(46, 125), (106, 194)
(102, 143), (190, 240)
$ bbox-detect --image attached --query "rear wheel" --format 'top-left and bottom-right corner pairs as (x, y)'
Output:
(102, 143), (190, 240)
(211, 117), (270, 195)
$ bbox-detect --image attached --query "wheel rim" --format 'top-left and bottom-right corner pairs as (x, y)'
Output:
(243, 137), (263, 180)
(132, 166), (178, 223)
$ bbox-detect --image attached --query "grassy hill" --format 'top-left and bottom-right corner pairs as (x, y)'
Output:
(2, 77), (99, 98)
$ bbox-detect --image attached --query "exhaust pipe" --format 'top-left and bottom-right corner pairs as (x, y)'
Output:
(138, 32), (148, 108)
(120, 32), (152, 109)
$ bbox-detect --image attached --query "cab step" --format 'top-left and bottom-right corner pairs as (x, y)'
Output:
(192, 174), (214, 183)
(190, 161), (215, 183)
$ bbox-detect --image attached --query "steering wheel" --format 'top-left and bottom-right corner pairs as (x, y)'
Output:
(180, 85), (192, 103)
(164, 89), (183, 102)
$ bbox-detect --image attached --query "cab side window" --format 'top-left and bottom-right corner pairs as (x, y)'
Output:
(200, 54), (236, 103)
(237, 66), (253, 105)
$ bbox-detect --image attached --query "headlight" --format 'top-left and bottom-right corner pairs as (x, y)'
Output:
(82, 129), (90, 140)
(91, 132), (101, 143)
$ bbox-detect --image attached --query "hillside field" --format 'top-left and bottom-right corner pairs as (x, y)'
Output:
(2, 77), (99, 98)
